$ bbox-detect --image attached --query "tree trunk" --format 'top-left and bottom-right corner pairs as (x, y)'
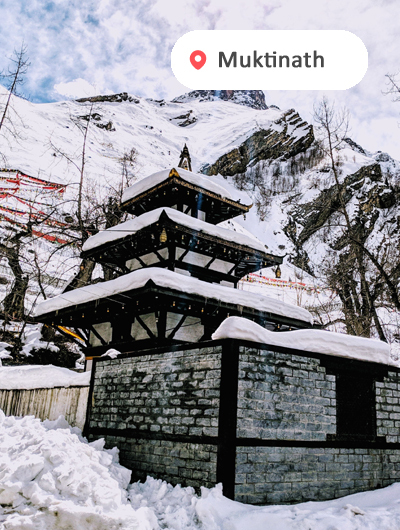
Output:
(63, 259), (95, 292)
(2, 242), (29, 322)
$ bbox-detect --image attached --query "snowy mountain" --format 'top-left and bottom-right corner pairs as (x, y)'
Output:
(1, 87), (399, 349)
(171, 89), (268, 110)
(0, 87), (314, 259)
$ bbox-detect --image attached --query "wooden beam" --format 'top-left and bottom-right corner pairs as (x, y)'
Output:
(136, 255), (147, 268)
(135, 315), (156, 339)
(89, 325), (107, 346)
(205, 256), (216, 269)
(177, 247), (190, 262)
(74, 327), (88, 341)
(153, 250), (167, 263)
(167, 314), (187, 340)
(228, 260), (242, 275)
(157, 310), (167, 340)
(168, 245), (176, 271)
(175, 260), (238, 284)
(53, 325), (87, 348)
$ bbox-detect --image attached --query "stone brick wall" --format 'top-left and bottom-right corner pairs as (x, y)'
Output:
(237, 348), (336, 440)
(86, 339), (400, 504)
(233, 345), (400, 504)
(88, 345), (222, 489)
(99, 436), (218, 488)
(376, 370), (400, 443)
(235, 447), (400, 504)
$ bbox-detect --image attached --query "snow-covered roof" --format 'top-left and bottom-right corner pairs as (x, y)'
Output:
(121, 167), (252, 206)
(34, 268), (313, 324)
(83, 207), (269, 254)
(0, 365), (90, 390)
(212, 317), (390, 365)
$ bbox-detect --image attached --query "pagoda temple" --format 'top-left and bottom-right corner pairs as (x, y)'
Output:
(34, 148), (315, 365)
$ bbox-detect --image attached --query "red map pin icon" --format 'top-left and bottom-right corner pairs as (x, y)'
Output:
(190, 50), (206, 70)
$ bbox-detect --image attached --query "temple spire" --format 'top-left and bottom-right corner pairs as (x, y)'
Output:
(178, 144), (192, 172)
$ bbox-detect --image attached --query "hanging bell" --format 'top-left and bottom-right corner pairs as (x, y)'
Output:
(160, 227), (167, 243)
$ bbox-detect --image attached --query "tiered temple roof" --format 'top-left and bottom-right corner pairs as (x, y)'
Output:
(120, 168), (251, 223)
(81, 207), (281, 286)
(34, 155), (317, 358)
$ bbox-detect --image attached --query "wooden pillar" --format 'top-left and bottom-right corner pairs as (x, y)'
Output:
(216, 339), (240, 499)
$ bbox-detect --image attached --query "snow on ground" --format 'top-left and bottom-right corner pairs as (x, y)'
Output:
(19, 326), (60, 357)
(212, 317), (391, 365)
(0, 365), (90, 390)
(0, 413), (156, 530)
(1, 412), (400, 530)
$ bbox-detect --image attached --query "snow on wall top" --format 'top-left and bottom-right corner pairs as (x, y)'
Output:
(82, 207), (268, 253)
(0, 365), (90, 390)
(34, 268), (313, 324)
(121, 167), (252, 206)
(212, 317), (390, 365)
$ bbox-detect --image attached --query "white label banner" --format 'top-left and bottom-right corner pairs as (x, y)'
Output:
(171, 30), (368, 90)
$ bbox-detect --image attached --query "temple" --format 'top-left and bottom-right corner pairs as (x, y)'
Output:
(33, 149), (316, 364)
(32, 149), (399, 505)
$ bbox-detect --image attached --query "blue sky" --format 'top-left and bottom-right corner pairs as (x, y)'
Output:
(1, 0), (400, 158)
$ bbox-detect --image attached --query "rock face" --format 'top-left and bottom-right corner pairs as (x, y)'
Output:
(76, 92), (139, 104)
(203, 109), (314, 176)
(172, 90), (268, 110)
(284, 162), (397, 271)
(169, 110), (197, 127)
(344, 137), (366, 155)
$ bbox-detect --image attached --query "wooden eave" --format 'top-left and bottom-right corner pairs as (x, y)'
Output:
(81, 210), (282, 279)
(120, 175), (251, 223)
(34, 279), (313, 333)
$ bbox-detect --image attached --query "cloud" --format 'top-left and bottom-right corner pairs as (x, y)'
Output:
(53, 78), (112, 99)
(0, 0), (399, 156)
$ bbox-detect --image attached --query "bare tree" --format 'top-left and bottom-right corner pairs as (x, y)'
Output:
(0, 191), (66, 322)
(384, 73), (400, 103)
(313, 98), (399, 341)
(0, 44), (32, 321)
(0, 43), (30, 144)
(49, 108), (139, 290)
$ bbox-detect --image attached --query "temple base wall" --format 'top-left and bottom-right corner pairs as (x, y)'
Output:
(85, 340), (400, 504)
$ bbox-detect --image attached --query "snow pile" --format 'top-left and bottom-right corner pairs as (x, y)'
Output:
(0, 365), (90, 390)
(192, 482), (400, 530)
(0, 323), (63, 365)
(2, 413), (400, 529)
(212, 317), (390, 365)
(101, 348), (121, 359)
(128, 477), (200, 529)
(0, 413), (157, 530)
(20, 326), (60, 357)
(34, 267), (313, 324)
(0, 342), (12, 361)
(83, 207), (267, 253)
(121, 167), (252, 207)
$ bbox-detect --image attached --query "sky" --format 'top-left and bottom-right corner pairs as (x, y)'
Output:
(0, 0), (400, 158)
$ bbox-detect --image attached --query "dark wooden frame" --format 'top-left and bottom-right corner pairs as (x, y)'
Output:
(82, 210), (281, 284)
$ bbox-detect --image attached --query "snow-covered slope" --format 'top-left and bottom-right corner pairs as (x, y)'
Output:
(0, 87), (288, 187)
